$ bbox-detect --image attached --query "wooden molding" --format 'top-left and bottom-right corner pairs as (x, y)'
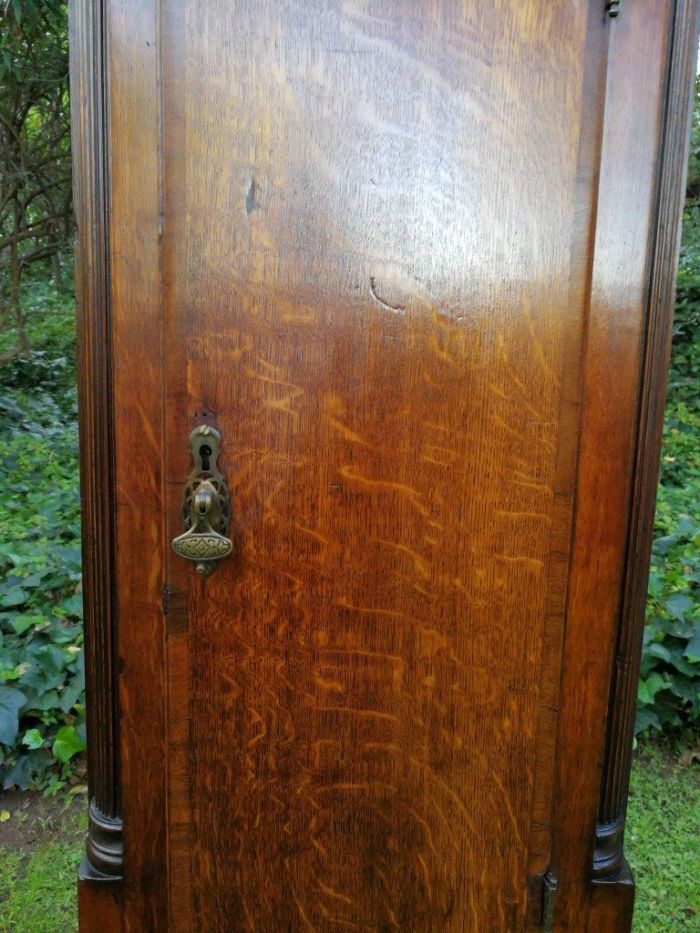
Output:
(69, 0), (122, 880)
(80, 801), (124, 881)
(592, 817), (625, 880)
(594, 0), (700, 882)
(78, 874), (123, 933)
(588, 861), (636, 932)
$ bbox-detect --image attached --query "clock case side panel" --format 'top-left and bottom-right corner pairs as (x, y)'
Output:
(71, 0), (170, 928)
(592, 0), (700, 904)
(550, 1), (699, 931)
(69, 0), (123, 889)
(69, 0), (124, 927)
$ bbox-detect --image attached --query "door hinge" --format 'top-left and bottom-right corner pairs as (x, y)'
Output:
(527, 869), (559, 931)
(542, 871), (559, 933)
(606, 0), (621, 17)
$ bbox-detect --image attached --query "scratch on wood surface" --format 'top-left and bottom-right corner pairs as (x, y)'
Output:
(369, 275), (406, 313)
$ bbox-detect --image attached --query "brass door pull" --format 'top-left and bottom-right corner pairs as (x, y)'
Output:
(172, 425), (232, 575)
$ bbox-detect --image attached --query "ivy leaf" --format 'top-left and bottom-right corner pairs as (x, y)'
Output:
(51, 725), (86, 763)
(653, 534), (680, 556)
(2, 755), (33, 791)
(57, 593), (83, 618)
(10, 613), (43, 635)
(663, 592), (693, 622)
(637, 673), (667, 706)
(667, 643), (698, 677)
(677, 514), (699, 535)
(0, 587), (28, 609)
(685, 624), (700, 662)
(0, 686), (27, 745)
(647, 643), (672, 664)
(635, 707), (662, 735)
(22, 728), (43, 749)
(21, 689), (59, 713)
(0, 544), (22, 566)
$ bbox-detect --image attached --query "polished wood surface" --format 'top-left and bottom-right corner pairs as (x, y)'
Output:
(552, 0), (674, 926)
(69, 0), (122, 878)
(78, 878), (123, 933)
(596, 0), (700, 878)
(161, 3), (596, 928)
(107, 0), (168, 928)
(70, 1), (699, 930)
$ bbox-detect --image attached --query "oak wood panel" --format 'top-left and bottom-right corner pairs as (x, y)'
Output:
(106, 0), (167, 928)
(550, 0), (675, 928)
(69, 2), (699, 931)
(161, 3), (601, 929)
(161, 4), (194, 928)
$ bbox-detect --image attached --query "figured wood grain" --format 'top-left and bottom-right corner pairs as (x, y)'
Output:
(161, 3), (598, 929)
(525, 6), (611, 887)
(70, 2), (698, 931)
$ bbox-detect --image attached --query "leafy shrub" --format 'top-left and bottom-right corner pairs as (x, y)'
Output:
(674, 207), (700, 342)
(636, 320), (700, 739)
(636, 76), (700, 743)
(674, 77), (700, 343)
(0, 275), (85, 793)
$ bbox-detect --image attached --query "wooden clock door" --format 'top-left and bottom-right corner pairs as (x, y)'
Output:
(70, 1), (698, 931)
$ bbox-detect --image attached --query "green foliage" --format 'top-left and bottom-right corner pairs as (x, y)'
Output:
(0, 273), (83, 792)
(675, 209), (700, 341)
(636, 357), (700, 736)
(674, 81), (700, 346)
(0, 0), (72, 360)
(635, 83), (700, 741)
(684, 76), (700, 207)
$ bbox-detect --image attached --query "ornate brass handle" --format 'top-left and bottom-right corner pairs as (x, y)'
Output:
(171, 425), (232, 575)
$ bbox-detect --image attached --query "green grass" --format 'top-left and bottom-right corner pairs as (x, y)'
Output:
(628, 747), (700, 931)
(0, 799), (85, 933)
(0, 843), (79, 933)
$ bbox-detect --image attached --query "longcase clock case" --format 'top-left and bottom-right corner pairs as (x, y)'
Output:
(70, 1), (699, 930)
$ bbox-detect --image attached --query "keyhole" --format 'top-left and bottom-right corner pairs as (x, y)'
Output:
(200, 444), (211, 471)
